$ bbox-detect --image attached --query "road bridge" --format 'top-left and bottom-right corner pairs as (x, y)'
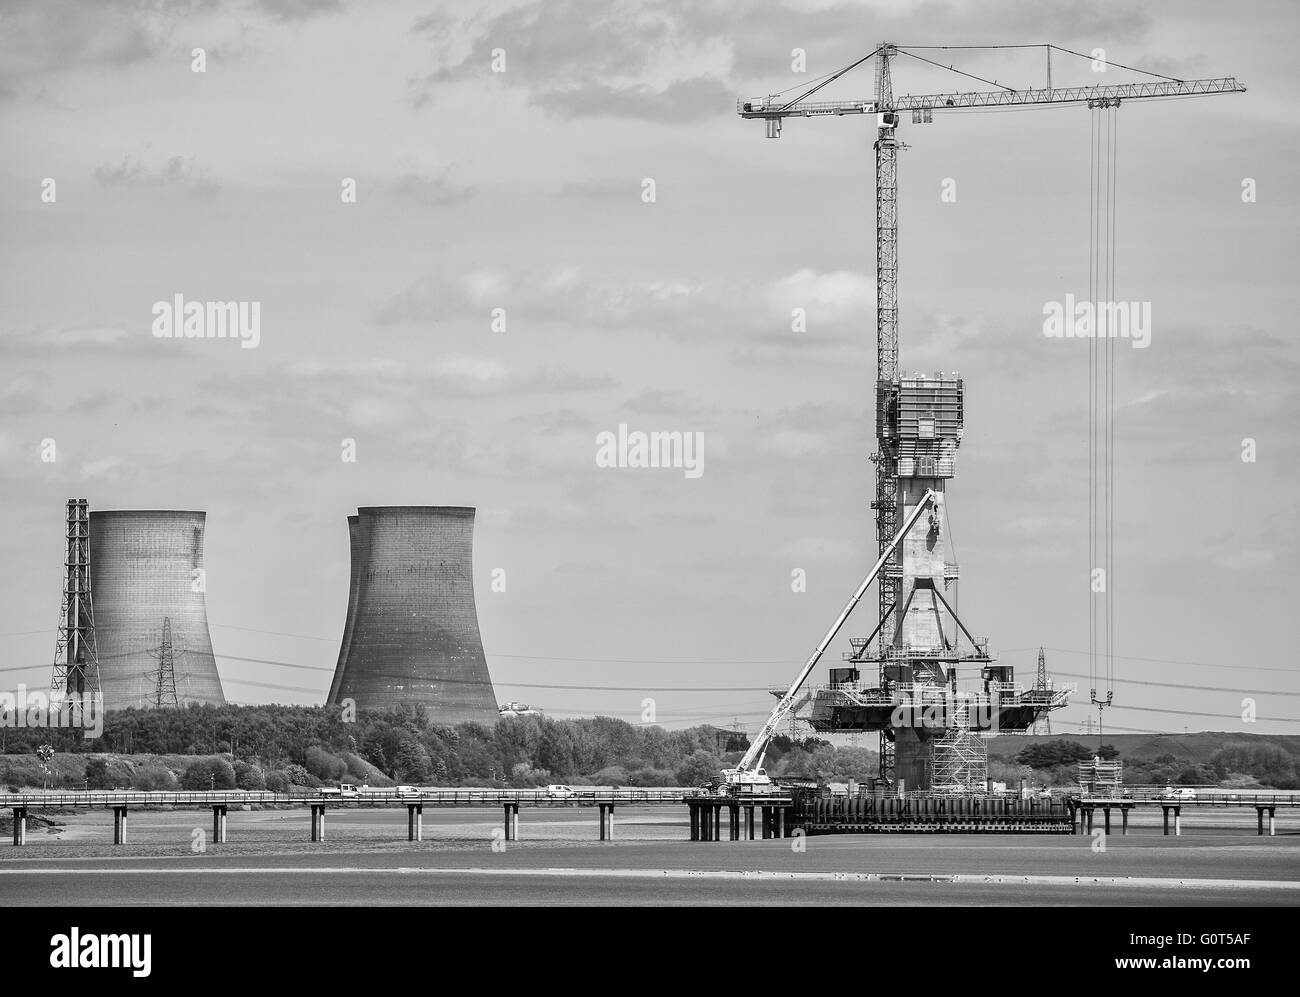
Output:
(4, 787), (749, 846)
(1070, 791), (1300, 837)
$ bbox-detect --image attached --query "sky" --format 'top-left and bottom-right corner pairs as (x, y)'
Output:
(1, 0), (1297, 740)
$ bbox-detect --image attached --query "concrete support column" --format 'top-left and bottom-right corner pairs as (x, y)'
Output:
(746, 806), (755, 842)
(310, 804), (326, 842)
(1103, 807), (1111, 836)
(597, 803), (614, 841)
(212, 805), (227, 844)
(113, 805), (128, 845)
(761, 806), (771, 839)
(711, 805), (722, 843)
(689, 805), (698, 841)
(728, 804), (738, 842)
(503, 803), (519, 842)
(1174, 806), (1182, 837)
(407, 803), (423, 842)
(1257, 807), (1265, 836)
(1084, 807), (1093, 833)
(1269, 807), (1276, 837)
(12, 807), (26, 846)
(777, 807), (785, 838)
(1121, 806), (1129, 836)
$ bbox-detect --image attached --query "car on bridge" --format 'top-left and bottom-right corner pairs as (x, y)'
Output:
(545, 785), (576, 799)
(1162, 786), (1197, 800)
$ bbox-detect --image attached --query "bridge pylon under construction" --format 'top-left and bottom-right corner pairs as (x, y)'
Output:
(806, 373), (1069, 790)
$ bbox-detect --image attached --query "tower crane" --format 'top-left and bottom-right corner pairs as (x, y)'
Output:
(738, 43), (1245, 785)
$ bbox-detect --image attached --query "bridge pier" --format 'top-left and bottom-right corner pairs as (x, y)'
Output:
(112, 805), (128, 845)
(211, 805), (228, 844)
(11, 807), (26, 846)
(761, 806), (771, 839)
(1161, 805), (1182, 836)
(1258, 800), (1279, 831)
(1103, 806), (1111, 836)
(310, 804), (326, 842)
(728, 804), (739, 841)
(746, 805), (756, 841)
(597, 803), (615, 841)
(503, 803), (519, 841)
(407, 803), (423, 841)
(777, 806), (785, 838)
(1121, 804), (1130, 836)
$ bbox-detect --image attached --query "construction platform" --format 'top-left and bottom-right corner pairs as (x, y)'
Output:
(791, 790), (1074, 834)
(808, 679), (1066, 734)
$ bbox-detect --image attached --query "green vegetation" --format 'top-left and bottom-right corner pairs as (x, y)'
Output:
(988, 734), (1300, 790)
(0, 704), (879, 790)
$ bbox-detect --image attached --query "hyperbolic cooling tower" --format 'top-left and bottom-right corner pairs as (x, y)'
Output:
(89, 510), (226, 709)
(327, 506), (499, 724)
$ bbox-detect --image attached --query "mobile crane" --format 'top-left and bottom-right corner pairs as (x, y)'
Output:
(718, 489), (940, 794)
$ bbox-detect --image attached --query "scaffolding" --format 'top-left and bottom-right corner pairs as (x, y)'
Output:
(929, 698), (988, 791)
(1077, 758), (1123, 796)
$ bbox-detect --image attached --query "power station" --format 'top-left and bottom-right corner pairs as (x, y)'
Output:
(326, 506), (499, 725)
(80, 510), (225, 710)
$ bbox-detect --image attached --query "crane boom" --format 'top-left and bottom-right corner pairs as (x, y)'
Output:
(723, 489), (939, 789)
(739, 76), (1245, 119)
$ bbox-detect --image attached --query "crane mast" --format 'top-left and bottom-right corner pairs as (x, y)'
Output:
(872, 43), (901, 674)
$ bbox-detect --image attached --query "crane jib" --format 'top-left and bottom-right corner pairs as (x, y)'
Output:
(731, 489), (938, 777)
(737, 78), (1244, 120)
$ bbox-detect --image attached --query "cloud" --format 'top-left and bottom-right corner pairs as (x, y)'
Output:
(376, 264), (874, 350)
(79, 456), (134, 481)
(94, 155), (220, 197)
(390, 169), (477, 206)
(0, 325), (153, 357)
(0, 371), (51, 415)
(534, 76), (733, 122)
(253, 0), (344, 21)
(406, 0), (1156, 116)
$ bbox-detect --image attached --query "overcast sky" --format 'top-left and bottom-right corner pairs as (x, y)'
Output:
(1, 0), (1296, 739)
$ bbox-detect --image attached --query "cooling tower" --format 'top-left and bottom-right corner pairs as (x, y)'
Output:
(327, 506), (499, 724)
(89, 510), (226, 709)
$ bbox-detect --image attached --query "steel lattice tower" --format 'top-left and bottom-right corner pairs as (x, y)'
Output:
(145, 617), (181, 709)
(50, 498), (100, 720)
(1032, 647), (1052, 735)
